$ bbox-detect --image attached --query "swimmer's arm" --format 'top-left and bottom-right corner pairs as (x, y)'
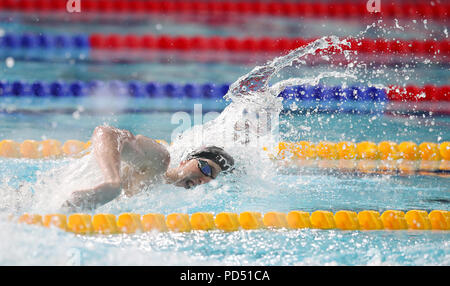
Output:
(88, 126), (170, 180)
(62, 127), (169, 211)
(62, 126), (133, 211)
(61, 182), (121, 212)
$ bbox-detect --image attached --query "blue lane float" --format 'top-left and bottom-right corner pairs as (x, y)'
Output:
(0, 80), (387, 102)
(0, 33), (90, 61)
(0, 34), (90, 49)
(279, 85), (387, 102)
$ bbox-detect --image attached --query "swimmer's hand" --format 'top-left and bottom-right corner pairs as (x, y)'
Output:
(61, 182), (121, 212)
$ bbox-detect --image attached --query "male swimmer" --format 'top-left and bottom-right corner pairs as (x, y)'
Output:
(62, 125), (234, 211)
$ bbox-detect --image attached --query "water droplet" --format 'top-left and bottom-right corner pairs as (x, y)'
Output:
(5, 57), (14, 68)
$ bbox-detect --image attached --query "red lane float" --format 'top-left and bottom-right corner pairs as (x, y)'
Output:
(0, 1), (448, 20)
(88, 34), (450, 56)
(387, 85), (450, 102)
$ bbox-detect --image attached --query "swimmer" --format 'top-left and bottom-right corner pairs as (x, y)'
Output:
(62, 125), (234, 211)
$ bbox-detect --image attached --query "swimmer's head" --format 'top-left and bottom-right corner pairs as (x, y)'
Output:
(172, 146), (235, 189)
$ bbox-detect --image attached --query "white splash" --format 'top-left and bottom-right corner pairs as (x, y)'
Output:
(394, 19), (404, 31)
(168, 36), (355, 176)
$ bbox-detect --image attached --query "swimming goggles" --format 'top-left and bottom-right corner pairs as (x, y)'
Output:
(197, 159), (214, 178)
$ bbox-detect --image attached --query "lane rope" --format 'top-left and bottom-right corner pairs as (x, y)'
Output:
(1, 80), (448, 102)
(1, 33), (448, 57)
(1, 139), (449, 173)
(13, 209), (450, 234)
(1, 0), (448, 20)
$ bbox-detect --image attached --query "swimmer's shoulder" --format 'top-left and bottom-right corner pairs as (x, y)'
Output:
(134, 134), (170, 172)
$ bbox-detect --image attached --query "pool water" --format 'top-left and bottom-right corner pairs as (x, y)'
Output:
(0, 10), (449, 266)
(1, 104), (449, 265)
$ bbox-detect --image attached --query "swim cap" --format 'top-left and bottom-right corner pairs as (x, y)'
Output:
(185, 146), (235, 173)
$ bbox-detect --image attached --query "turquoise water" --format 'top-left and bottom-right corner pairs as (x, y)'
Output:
(0, 12), (449, 266)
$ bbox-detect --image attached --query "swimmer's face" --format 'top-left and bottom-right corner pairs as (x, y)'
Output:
(175, 158), (221, 189)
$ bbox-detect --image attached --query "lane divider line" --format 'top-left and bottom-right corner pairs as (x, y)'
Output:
(1, 139), (448, 173)
(14, 210), (450, 234)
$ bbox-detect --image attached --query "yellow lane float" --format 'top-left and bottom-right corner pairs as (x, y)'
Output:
(2, 139), (449, 174)
(15, 209), (449, 235)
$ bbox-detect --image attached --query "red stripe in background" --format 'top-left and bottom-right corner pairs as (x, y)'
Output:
(88, 34), (450, 56)
(387, 85), (450, 102)
(1, 0), (448, 20)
